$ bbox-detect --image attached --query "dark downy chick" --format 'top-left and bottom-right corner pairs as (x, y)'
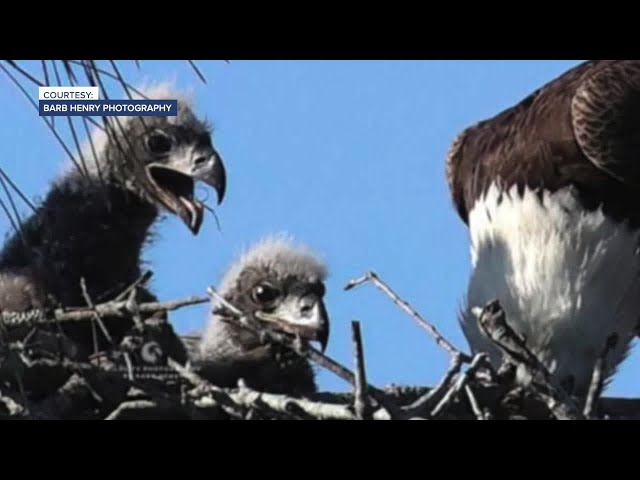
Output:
(194, 235), (330, 396)
(0, 83), (227, 361)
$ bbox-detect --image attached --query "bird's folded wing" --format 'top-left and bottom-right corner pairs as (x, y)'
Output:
(572, 60), (640, 187)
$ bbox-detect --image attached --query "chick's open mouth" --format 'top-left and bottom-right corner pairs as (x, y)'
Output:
(146, 165), (205, 234)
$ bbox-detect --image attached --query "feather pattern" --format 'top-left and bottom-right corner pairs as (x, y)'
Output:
(447, 60), (640, 395)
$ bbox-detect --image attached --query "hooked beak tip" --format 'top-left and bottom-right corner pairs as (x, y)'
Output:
(216, 184), (226, 205)
(213, 156), (227, 206)
(317, 322), (330, 353)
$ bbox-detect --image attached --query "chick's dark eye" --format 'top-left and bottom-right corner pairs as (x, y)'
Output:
(251, 284), (280, 305)
(147, 133), (172, 154)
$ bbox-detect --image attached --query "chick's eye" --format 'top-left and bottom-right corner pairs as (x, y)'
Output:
(252, 284), (280, 305)
(147, 133), (172, 154)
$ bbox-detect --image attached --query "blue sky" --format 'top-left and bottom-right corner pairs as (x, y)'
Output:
(4, 59), (638, 397)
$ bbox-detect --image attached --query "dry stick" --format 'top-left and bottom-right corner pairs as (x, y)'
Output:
(169, 360), (391, 421)
(0, 389), (26, 417)
(431, 353), (487, 418)
(235, 379), (390, 420)
(105, 400), (162, 420)
(207, 286), (400, 418)
(351, 321), (371, 419)
(464, 384), (485, 420)
(194, 386), (392, 421)
(584, 333), (618, 419)
(125, 287), (145, 329)
(0, 295), (209, 327)
(166, 358), (247, 419)
(236, 379), (317, 420)
(478, 300), (583, 420)
(403, 352), (464, 416)
(80, 277), (114, 348)
(114, 270), (154, 302)
(345, 272), (472, 362)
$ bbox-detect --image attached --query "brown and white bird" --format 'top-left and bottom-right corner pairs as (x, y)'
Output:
(0, 83), (227, 360)
(446, 60), (640, 397)
(192, 235), (330, 396)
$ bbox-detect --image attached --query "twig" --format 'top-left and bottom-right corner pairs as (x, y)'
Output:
(431, 353), (487, 418)
(114, 270), (154, 302)
(193, 380), (392, 421)
(345, 272), (472, 362)
(167, 358), (246, 419)
(478, 300), (583, 420)
(0, 389), (26, 417)
(403, 352), (464, 416)
(0, 295), (209, 327)
(105, 400), (161, 420)
(584, 333), (618, 419)
(351, 321), (371, 419)
(188, 61), (207, 84)
(80, 277), (114, 348)
(464, 384), (485, 420)
(125, 287), (144, 329)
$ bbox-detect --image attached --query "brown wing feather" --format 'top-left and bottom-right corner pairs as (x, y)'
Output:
(445, 125), (475, 223)
(572, 60), (640, 188)
(445, 60), (640, 226)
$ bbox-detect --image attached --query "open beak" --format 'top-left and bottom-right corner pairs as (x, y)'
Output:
(145, 148), (226, 235)
(258, 294), (330, 352)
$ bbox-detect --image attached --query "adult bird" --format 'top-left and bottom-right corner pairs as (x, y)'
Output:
(446, 60), (640, 397)
(0, 83), (227, 361)
(192, 235), (330, 396)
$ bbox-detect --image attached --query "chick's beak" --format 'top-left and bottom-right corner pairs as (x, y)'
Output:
(269, 294), (330, 352)
(195, 149), (226, 205)
(145, 147), (226, 235)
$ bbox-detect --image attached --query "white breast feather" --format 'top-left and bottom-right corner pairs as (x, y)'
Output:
(460, 182), (640, 393)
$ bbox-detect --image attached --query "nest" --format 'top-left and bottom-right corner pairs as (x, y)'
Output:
(0, 270), (637, 421)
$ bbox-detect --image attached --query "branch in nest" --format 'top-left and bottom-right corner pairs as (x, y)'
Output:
(229, 379), (391, 420)
(80, 277), (114, 351)
(0, 295), (209, 327)
(478, 300), (583, 420)
(105, 400), (164, 420)
(430, 353), (487, 418)
(0, 388), (27, 417)
(345, 271), (472, 362)
(168, 358), (370, 420)
(464, 384), (486, 420)
(402, 352), (464, 417)
(167, 358), (250, 419)
(584, 333), (618, 419)
(351, 320), (371, 420)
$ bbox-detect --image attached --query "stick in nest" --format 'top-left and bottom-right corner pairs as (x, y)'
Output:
(351, 320), (371, 419)
(345, 271), (472, 362)
(478, 299), (583, 420)
(583, 333), (618, 419)
(402, 352), (465, 417)
(80, 277), (114, 350)
(430, 353), (487, 418)
(0, 295), (210, 327)
(464, 384), (485, 420)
